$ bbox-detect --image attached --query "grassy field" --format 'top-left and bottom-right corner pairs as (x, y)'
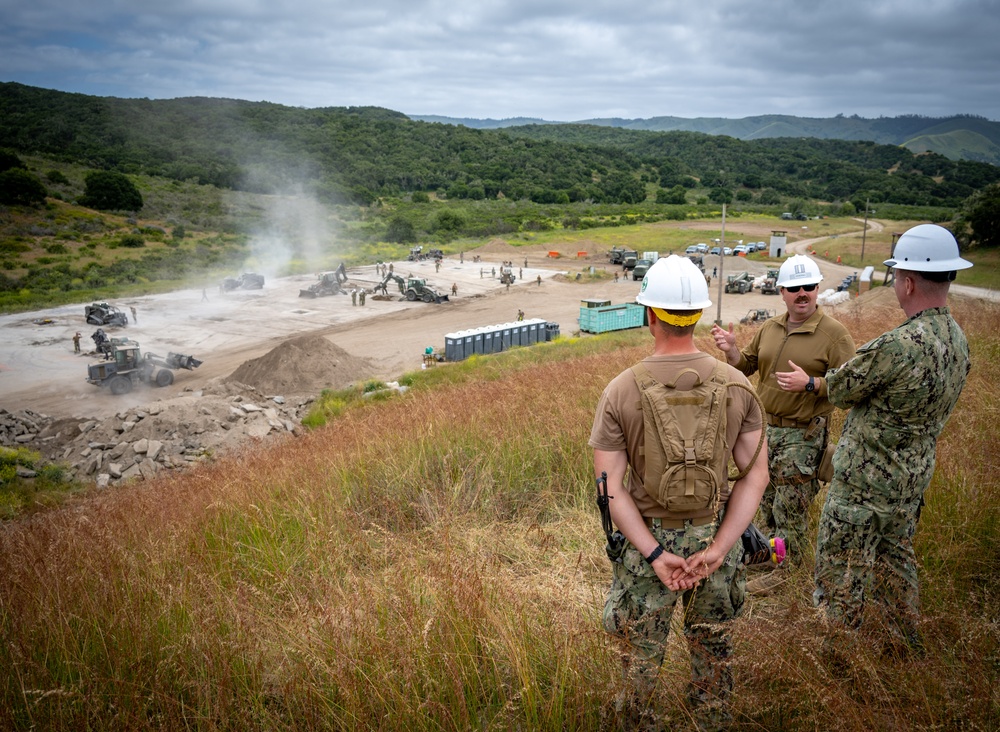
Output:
(1, 294), (997, 731)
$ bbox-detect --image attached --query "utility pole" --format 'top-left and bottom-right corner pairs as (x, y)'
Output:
(860, 198), (869, 263)
(715, 204), (726, 325)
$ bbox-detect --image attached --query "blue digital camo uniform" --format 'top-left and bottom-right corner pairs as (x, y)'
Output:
(814, 306), (970, 631)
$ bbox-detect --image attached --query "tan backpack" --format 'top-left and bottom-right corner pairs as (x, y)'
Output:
(631, 360), (735, 519)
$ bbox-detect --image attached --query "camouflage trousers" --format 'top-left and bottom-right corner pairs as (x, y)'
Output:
(758, 425), (825, 564)
(813, 478), (922, 637)
(602, 516), (745, 722)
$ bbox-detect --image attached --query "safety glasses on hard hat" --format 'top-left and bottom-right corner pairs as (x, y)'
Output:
(784, 283), (817, 293)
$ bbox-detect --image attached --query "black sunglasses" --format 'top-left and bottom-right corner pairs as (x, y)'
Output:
(785, 283), (817, 293)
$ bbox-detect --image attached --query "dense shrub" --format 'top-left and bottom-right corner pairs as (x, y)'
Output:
(79, 171), (143, 212)
(0, 169), (48, 206)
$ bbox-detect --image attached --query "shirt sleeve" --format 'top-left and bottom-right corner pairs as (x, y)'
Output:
(826, 334), (899, 409)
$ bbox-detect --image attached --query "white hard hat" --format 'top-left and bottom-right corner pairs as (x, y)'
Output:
(636, 255), (712, 310)
(776, 254), (823, 288)
(883, 224), (972, 272)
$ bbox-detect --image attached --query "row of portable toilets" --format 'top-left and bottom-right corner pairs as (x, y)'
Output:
(444, 318), (560, 362)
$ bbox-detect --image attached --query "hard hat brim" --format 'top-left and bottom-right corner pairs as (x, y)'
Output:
(883, 256), (973, 271)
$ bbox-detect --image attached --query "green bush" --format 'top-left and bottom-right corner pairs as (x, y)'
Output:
(45, 170), (71, 185)
(0, 169), (48, 206)
(79, 171), (143, 212)
(120, 234), (145, 248)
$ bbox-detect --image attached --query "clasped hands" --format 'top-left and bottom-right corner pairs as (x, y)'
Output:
(650, 545), (725, 592)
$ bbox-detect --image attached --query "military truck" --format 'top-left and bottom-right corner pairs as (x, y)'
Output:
(499, 263), (516, 285)
(621, 250), (638, 271)
(609, 246), (626, 265)
(725, 271), (753, 294)
(86, 338), (202, 395)
(632, 258), (653, 280)
(407, 246), (444, 262)
(299, 264), (348, 298)
(84, 302), (128, 327)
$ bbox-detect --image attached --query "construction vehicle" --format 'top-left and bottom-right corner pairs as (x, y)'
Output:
(740, 308), (775, 326)
(372, 273), (449, 303)
(725, 271), (754, 294)
(84, 302), (128, 327)
(407, 246), (445, 262)
(299, 263), (348, 298)
(759, 268), (780, 295)
(609, 246), (626, 265)
(404, 278), (449, 303)
(499, 263), (516, 285)
(86, 337), (202, 395)
(622, 250), (638, 271)
(220, 272), (265, 292)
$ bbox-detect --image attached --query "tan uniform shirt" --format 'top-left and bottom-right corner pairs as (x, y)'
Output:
(589, 352), (762, 518)
(735, 308), (855, 425)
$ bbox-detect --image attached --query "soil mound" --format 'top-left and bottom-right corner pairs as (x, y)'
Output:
(225, 334), (375, 395)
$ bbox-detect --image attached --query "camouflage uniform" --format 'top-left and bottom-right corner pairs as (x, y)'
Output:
(733, 309), (855, 562)
(602, 515), (744, 723)
(814, 307), (970, 633)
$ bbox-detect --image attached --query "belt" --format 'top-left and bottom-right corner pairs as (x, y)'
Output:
(644, 515), (716, 530)
(766, 415), (813, 429)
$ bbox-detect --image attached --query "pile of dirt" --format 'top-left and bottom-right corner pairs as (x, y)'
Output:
(225, 334), (375, 395)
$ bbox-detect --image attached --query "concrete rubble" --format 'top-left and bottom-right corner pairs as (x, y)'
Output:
(0, 381), (313, 487)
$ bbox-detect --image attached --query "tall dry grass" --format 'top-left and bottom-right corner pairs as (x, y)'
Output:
(1, 295), (997, 730)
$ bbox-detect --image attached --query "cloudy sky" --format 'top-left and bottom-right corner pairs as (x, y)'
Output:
(2, 0), (999, 121)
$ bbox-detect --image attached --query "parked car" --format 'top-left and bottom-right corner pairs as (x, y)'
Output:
(695, 243), (709, 253)
(710, 246), (721, 255)
(724, 247), (733, 256)
(755, 241), (767, 251)
(732, 244), (751, 256)
(685, 245), (700, 254)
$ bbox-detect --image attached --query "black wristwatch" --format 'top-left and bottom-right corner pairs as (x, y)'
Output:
(805, 376), (816, 393)
(645, 545), (664, 564)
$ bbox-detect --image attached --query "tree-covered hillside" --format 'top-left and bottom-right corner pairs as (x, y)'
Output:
(2, 82), (999, 210)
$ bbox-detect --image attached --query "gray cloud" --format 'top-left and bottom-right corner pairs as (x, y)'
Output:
(1, 0), (998, 120)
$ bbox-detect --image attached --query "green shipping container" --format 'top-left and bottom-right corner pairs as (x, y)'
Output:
(579, 303), (645, 333)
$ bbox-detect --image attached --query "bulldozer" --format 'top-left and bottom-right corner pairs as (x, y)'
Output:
(759, 268), (780, 295)
(740, 308), (775, 326)
(299, 263), (348, 298)
(84, 302), (129, 327)
(725, 271), (753, 294)
(86, 337), (202, 395)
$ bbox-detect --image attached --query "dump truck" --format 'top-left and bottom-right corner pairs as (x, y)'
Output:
(220, 272), (265, 292)
(299, 263), (348, 298)
(84, 302), (129, 327)
(86, 337), (202, 395)
(759, 268), (780, 295)
(740, 308), (775, 325)
(725, 271), (753, 294)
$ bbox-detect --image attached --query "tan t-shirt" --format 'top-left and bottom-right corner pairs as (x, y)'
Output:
(589, 352), (763, 518)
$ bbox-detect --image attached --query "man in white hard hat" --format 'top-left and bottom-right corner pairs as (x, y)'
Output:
(712, 255), (855, 591)
(805, 224), (972, 650)
(590, 255), (768, 727)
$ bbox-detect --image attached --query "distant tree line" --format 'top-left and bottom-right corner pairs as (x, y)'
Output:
(3, 82), (999, 213)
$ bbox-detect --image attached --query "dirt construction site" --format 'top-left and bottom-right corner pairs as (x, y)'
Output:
(2, 225), (992, 485)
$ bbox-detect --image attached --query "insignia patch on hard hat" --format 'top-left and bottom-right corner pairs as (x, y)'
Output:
(640, 279), (648, 292)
